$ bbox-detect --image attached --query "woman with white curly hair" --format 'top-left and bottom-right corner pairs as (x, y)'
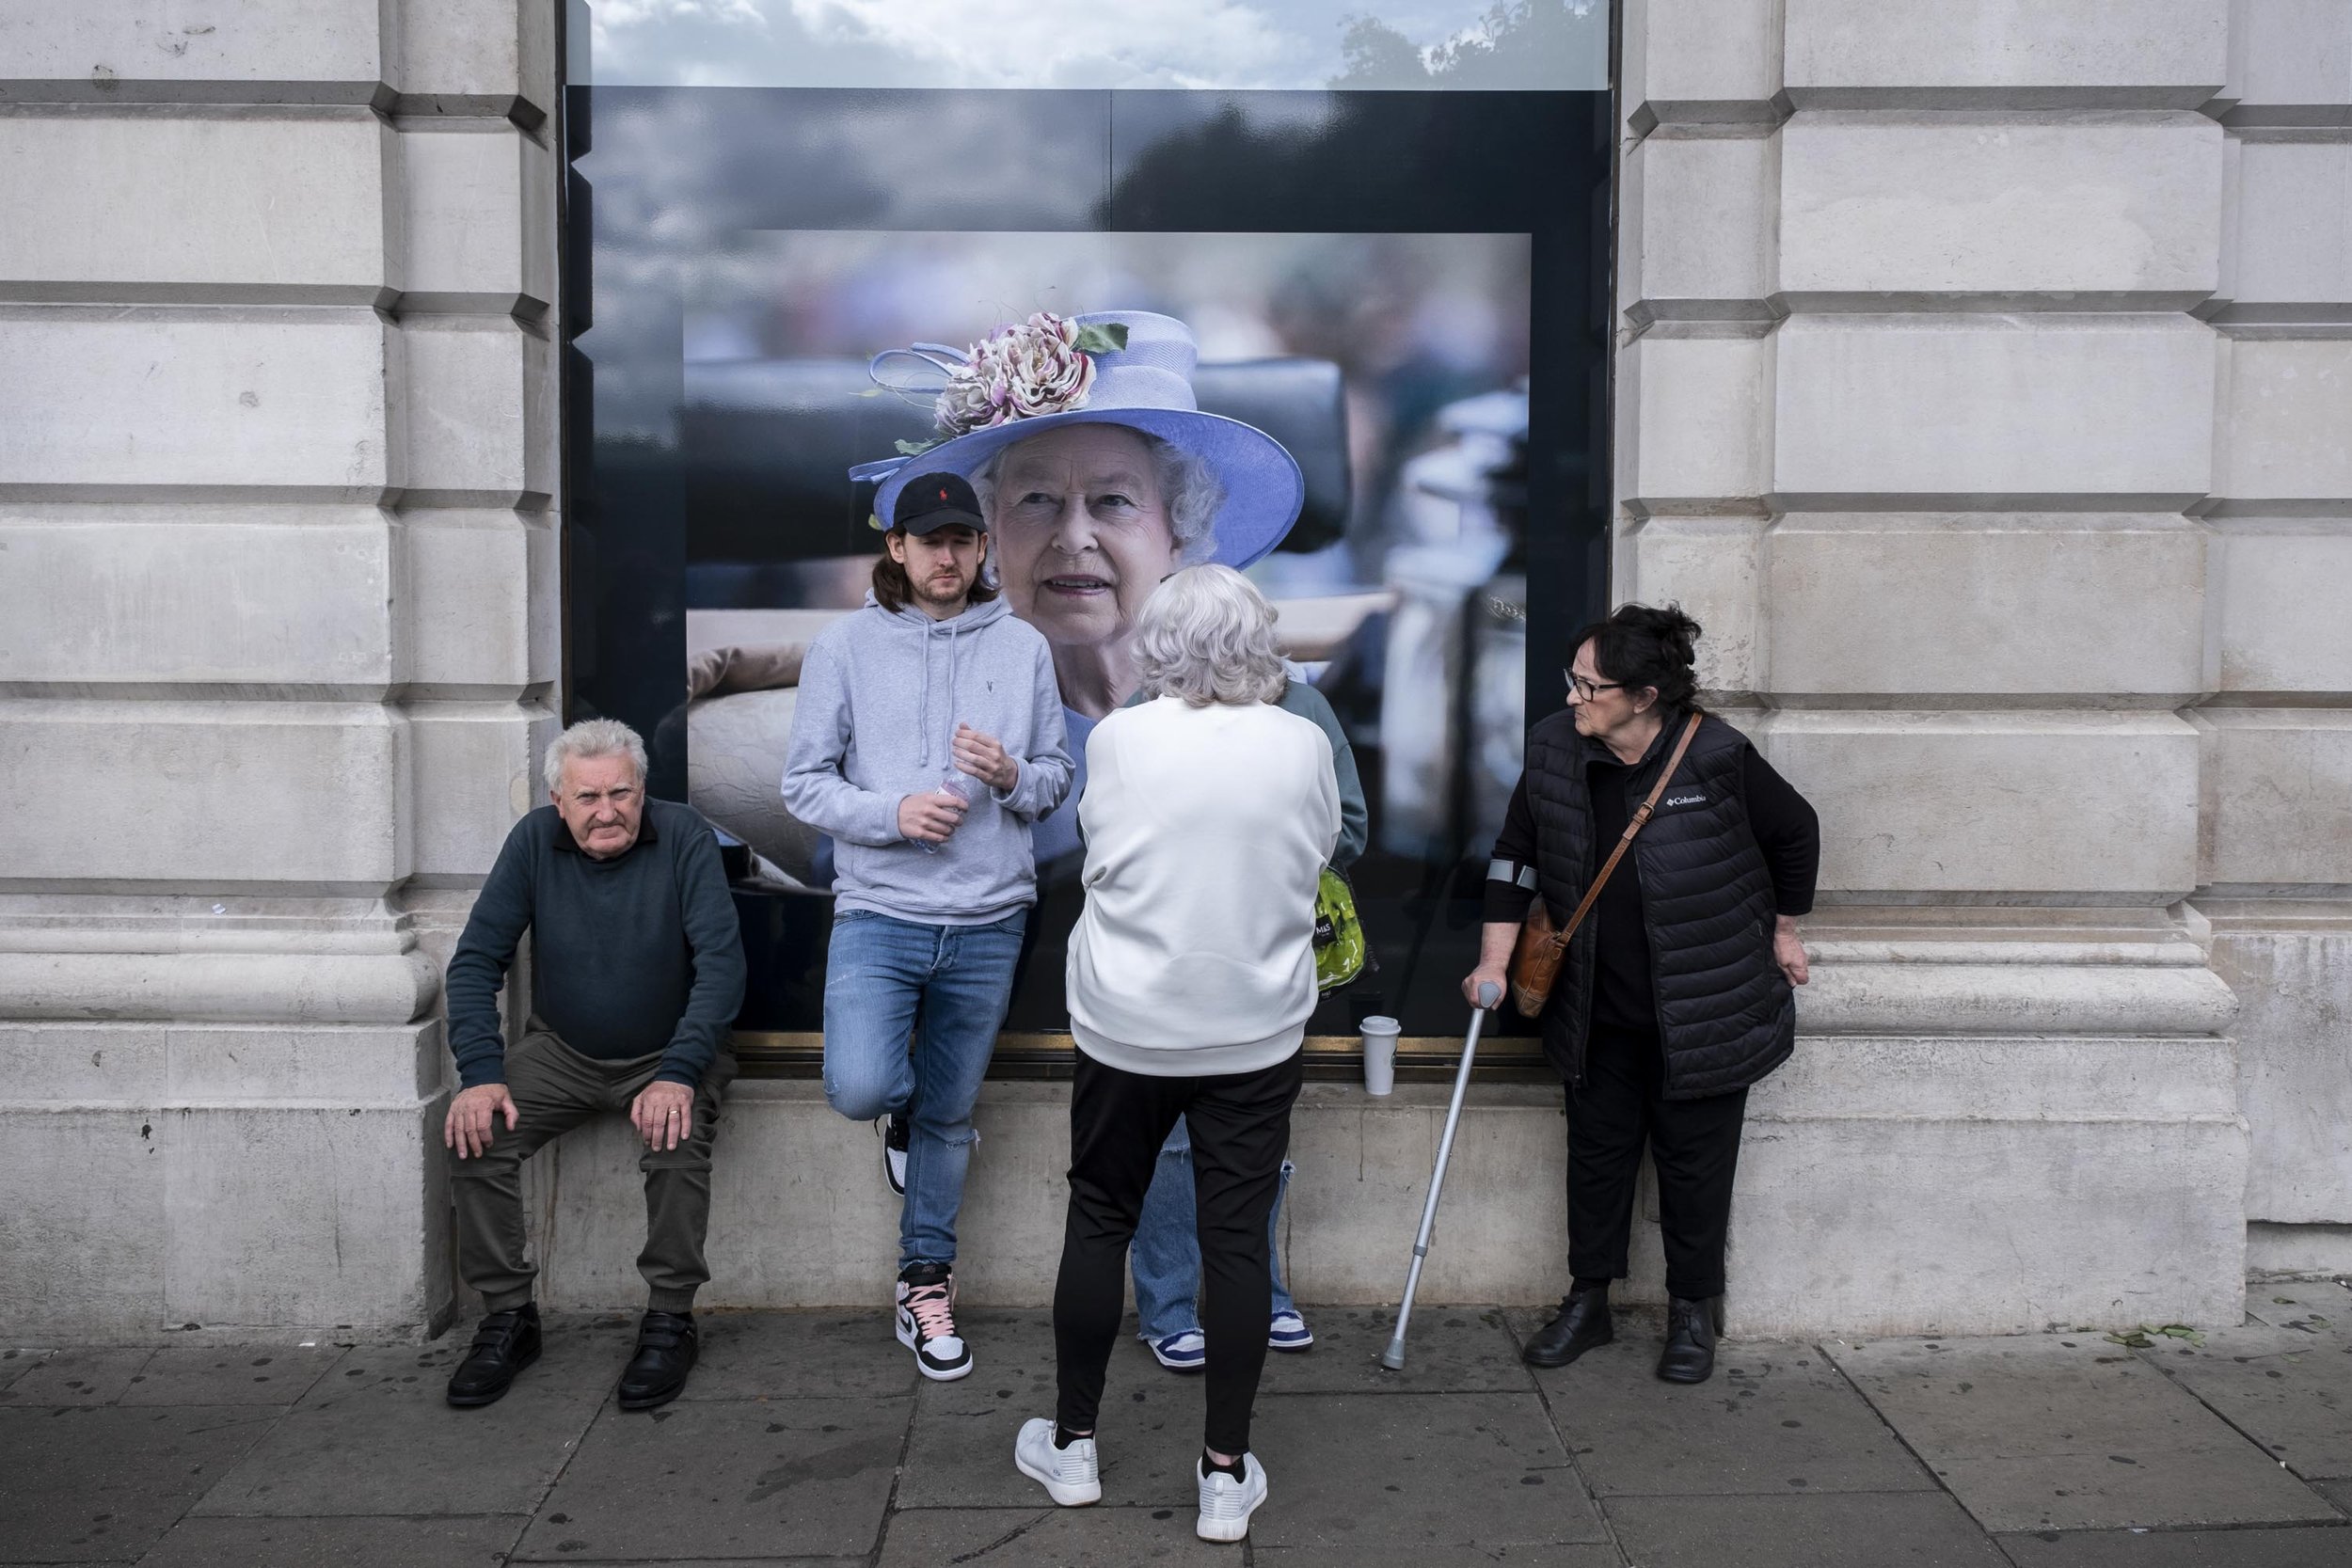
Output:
(1013, 564), (1339, 1545)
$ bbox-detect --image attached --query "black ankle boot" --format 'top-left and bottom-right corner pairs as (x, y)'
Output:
(618, 1309), (699, 1410)
(1656, 1295), (1721, 1384)
(1522, 1283), (1613, 1368)
(446, 1303), (542, 1408)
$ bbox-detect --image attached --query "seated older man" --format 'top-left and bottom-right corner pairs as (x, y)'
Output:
(440, 719), (747, 1411)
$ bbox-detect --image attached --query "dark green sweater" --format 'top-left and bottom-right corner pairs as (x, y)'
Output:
(445, 799), (747, 1089)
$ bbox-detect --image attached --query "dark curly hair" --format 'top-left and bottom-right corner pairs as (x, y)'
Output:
(1570, 602), (1703, 710)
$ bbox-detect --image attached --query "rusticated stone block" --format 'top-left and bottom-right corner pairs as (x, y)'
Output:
(2226, 0), (2352, 126)
(396, 0), (556, 121)
(1778, 111), (2222, 307)
(1621, 130), (1777, 321)
(1758, 709), (2201, 895)
(0, 1), (389, 101)
(2209, 917), (2352, 1222)
(397, 508), (557, 695)
(1619, 515), (1765, 694)
(399, 123), (554, 313)
(1763, 514), (2206, 697)
(2215, 337), (2352, 507)
(405, 701), (551, 880)
(2197, 708), (2352, 886)
(1784, 0), (2230, 108)
(400, 319), (554, 506)
(0, 112), (395, 301)
(0, 700), (406, 888)
(0, 313), (397, 498)
(1622, 0), (1783, 129)
(2212, 521), (2352, 693)
(2222, 138), (2352, 313)
(0, 507), (395, 690)
(1771, 315), (2215, 506)
(1617, 329), (1772, 512)
(162, 1100), (447, 1329)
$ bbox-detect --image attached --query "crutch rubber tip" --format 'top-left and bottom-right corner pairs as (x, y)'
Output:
(1379, 1338), (1407, 1370)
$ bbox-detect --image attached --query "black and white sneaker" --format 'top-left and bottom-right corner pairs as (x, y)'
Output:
(896, 1261), (972, 1381)
(880, 1114), (910, 1196)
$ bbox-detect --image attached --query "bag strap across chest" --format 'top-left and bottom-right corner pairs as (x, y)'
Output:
(1507, 711), (1705, 1015)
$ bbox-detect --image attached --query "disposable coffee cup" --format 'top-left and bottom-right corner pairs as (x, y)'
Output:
(1359, 1016), (1402, 1096)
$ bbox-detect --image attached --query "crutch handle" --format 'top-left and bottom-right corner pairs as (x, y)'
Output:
(1476, 981), (1502, 1009)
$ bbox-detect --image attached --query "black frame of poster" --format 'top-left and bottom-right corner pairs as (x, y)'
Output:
(559, 82), (1615, 1081)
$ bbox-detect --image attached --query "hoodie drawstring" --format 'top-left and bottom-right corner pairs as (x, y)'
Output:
(945, 620), (961, 766)
(917, 622), (933, 767)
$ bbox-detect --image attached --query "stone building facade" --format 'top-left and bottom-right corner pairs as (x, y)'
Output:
(1, 0), (2344, 1340)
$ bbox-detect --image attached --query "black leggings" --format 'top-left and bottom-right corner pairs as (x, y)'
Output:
(1565, 1023), (1748, 1300)
(1053, 1047), (1302, 1456)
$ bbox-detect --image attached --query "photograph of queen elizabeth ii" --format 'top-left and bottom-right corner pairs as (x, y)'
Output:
(677, 229), (1536, 1037)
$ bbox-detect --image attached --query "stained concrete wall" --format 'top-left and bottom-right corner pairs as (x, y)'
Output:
(4, 1), (2347, 1342)
(1616, 0), (2352, 1298)
(0, 0), (559, 1339)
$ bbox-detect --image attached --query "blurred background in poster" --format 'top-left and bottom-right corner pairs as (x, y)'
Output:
(673, 230), (1536, 1037)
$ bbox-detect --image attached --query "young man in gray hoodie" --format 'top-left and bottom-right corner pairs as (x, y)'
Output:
(782, 472), (1073, 1380)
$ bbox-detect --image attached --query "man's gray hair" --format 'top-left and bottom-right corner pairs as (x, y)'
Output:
(975, 429), (1224, 564)
(544, 718), (648, 793)
(1133, 564), (1287, 708)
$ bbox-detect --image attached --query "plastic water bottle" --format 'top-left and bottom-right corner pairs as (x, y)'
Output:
(915, 768), (979, 854)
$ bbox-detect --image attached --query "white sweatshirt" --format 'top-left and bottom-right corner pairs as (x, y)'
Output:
(1067, 696), (1342, 1076)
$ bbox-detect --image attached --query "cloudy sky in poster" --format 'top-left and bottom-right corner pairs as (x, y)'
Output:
(584, 0), (1607, 90)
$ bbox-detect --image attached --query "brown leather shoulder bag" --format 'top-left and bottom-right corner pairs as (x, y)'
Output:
(1508, 711), (1705, 1017)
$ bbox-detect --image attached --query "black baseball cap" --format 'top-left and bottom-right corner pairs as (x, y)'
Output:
(891, 471), (987, 535)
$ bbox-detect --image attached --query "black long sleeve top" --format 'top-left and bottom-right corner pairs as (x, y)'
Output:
(1484, 744), (1820, 1035)
(444, 799), (748, 1089)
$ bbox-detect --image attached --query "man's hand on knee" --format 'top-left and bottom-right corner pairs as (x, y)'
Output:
(632, 1080), (696, 1152)
(447, 1083), (520, 1159)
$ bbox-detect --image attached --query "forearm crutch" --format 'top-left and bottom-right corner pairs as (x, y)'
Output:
(1381, 981), (1502, 1370)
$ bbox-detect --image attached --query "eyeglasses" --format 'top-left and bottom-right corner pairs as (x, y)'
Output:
(1564, 671), (1627, 702)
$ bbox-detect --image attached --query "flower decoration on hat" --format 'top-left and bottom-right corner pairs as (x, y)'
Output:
(850, 309), (1304, 571)
(873, 312), (1128, 456)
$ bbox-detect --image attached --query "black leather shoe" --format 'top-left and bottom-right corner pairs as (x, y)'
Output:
(1657, 1295), (1722, 1384)
(617, 1310), (699, 1411)
(446, 1304), (541, 1407)
(1522, 1284), (1613, 1368)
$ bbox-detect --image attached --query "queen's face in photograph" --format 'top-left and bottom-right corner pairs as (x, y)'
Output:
(986, 423), (1183, 659)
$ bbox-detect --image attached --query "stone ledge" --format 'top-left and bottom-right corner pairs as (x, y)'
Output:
(504, 1064), (2249, 1337)
(0, 951), (437, 1025)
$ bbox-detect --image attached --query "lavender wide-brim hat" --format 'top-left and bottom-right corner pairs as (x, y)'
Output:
(850, 310), (1306, 571)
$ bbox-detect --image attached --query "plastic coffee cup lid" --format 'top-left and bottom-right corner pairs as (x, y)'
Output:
(1360, 1016), (1401, 1036)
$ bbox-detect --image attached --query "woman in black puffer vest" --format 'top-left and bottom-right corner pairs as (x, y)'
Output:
(1464, 604), (1819, 1385)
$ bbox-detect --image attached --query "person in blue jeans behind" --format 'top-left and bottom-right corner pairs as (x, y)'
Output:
(783, 473), (1073, 1381)
(1130, 664), (1368, 1371)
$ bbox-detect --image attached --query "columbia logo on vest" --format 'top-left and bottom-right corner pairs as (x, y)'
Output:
(1661, 793), (1708, 808)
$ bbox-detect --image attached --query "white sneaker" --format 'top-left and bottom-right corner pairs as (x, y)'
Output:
(879, 1115), (910, 1196)
(1196, 1452), (1267, 1543)
(1014, 1416), (1101, 1506)
(895, 1263), (972, 1381)
(1147, 1329), (1207, 1371)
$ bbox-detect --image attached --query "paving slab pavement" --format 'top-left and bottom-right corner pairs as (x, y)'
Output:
(2140, 1322), (2352, 1481)
(135, 1514), (526, 1568)
(1511, 1310), (1934, 1498)
(1994, 1523), (2352, 1567)
(510, 1396), (908, 1560)
(6, 1300), (2352, 1565)
(0, 1405), (279, 1563)
(1605, 1490), (2012, 1568)
(1825, 1333), (2344, 1532)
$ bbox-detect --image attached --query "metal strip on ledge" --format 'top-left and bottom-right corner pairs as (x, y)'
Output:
(728, 1032), (1557, 1083)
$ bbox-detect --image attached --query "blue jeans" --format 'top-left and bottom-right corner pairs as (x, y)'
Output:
(822, 908), (1026, 1269)
(1132, 1117), (1295, 1338)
